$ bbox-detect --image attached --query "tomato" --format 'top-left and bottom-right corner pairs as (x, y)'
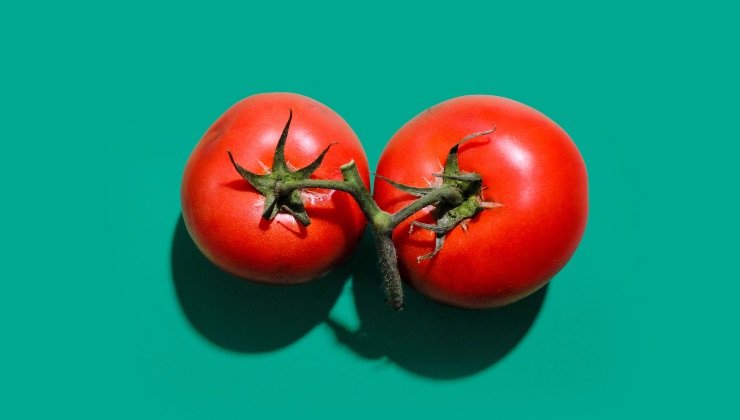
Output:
(181, 93), (369, 284)
(374, 95), (588, 309)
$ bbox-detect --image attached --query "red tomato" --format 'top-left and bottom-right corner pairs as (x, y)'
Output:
(374, 95), (588, 309)
(181, 93), (369, 284)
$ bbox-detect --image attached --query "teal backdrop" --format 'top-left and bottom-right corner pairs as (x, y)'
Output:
(2, 1), (738, 419)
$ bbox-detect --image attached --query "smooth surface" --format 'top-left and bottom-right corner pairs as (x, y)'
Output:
(1, 2), (738, 419)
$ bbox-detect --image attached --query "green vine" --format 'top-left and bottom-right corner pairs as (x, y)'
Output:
(228, 111), (498, 310)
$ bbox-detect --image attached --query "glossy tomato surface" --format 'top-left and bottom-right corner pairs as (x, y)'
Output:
(181, 93), (369, 284)
(374, 95), (588, 308)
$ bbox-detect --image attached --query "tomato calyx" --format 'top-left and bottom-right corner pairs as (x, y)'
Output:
(380, 130), (502, 261)
(227, 110), (336, 226)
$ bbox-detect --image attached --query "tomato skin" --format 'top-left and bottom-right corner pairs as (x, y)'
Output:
(374, 95), (588, 309)
(181, 93), (369, 285)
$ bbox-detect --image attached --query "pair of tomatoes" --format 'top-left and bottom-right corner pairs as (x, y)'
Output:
(181, 93), (588, 309)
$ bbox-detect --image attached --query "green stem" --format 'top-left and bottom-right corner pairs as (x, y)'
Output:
(229, 116), (489, 311)
(372, 228), (404, 310)
(279, 162), (390, 228)
(279, 161), (467, 310)
(390, 185), (462, 226)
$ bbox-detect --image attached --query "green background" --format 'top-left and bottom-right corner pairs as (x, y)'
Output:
(2, 1), (738, 419)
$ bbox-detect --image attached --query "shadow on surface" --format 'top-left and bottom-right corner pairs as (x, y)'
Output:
(171, 216), (547, 376)
(170, 215), (348, 352)
(327, 232), (548, 379)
